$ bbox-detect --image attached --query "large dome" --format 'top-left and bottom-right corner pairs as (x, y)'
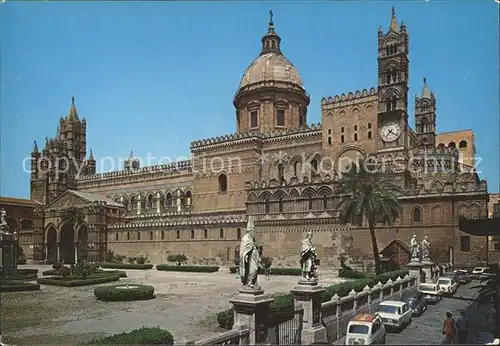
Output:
(239, 52), (303, 89)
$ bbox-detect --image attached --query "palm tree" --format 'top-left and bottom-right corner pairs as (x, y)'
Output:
(335, 159), (403, 275)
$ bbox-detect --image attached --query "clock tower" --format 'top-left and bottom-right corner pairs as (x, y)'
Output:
(376, 8), (410, 153)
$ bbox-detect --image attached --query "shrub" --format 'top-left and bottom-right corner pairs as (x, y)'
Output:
(42, 269), (127, 278)
(2, 268), (38, 281)
(105, 250), (126, 264)
(101, 263), (153, 270)
(339, 268), (366, 279)
(166, 254), (188, 266)
(37, 274), (120, 287)
(261, 256), (273, 270)
(72, 260), (100, 279)
(136, 255), (148, 265)
(156, 264), (219, 273)
(87, 327), (174, 345)
(0, 280), (41, 292)
(216, 268), (410, 329)
(58, 266), (72, 278)
(94, 284), (155, 301)
(52, 262), (63, 270)
(228, 267), (301, 276)
(127, 257), (137, 264)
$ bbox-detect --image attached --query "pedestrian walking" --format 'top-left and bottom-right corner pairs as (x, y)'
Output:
(456, 311), (468, 344)
(265, 267), (271, 280)
(442, 312), (457, 344)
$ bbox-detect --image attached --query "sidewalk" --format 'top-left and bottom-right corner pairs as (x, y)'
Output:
(465, 300), (494, 343)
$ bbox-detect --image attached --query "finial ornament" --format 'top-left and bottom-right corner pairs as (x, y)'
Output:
(72, 96), (75, 104)
(392, 6), (395, 16)
(423, 77), (427, 84)
(269, 9), (273, 25)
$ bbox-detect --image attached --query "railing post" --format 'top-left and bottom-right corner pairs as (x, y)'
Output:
(385, 278), (394, 298)
(291, 279), (327, 344)
(349, 289), (358, 311)
(377, 281), (384, 301)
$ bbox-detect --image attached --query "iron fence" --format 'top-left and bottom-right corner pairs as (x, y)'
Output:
(267, 308), (303, 345)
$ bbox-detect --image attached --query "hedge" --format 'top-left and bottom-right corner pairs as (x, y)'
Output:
(42, 269), (127, 278)
(156, 264), (220, 273)
(94, 284), (155, 301)
(0, 280), (41, 292)
(100, 263), (154, 270)
(37, 275), (120, 287)
(87, 327), (174, 344)
(1, 268), (39, 281)
(217, 268), (409, 329)
(229, 267), (301, 276)
(339, 268), (367, 279)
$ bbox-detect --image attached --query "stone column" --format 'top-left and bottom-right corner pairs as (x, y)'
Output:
(229, 287), (274, 344)
(177, 190), (182, 212)
(421, 259), (434, 283)
(156, 192), (161, 214)
(137, 196), (141, 215)
(408, 259), (423, 284)
(56, 242), (60, 262)
(74, 242), (79, 263)
(290, 280), (327, 344)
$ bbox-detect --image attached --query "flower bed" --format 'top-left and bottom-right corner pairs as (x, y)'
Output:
(37, 274), (120, 287)
(217, 268), (409, 329)
(0, 280), (41, 292)
(42, 269), (127, 278)
(87, 327), (173, 344)
(94, 284), (155, 301)
(229, 267), (301, 276)
(100, 263), (154, 270)
(156, 264), (220, 273)
(1, 268), (39, 281)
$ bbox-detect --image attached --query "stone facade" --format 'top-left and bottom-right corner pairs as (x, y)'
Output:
(25, 9), (491, 268)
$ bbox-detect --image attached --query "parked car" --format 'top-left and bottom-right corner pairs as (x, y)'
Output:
(454, 270), (472, 284)
(417, 282), (442, 304)
(401, 289), (427, 316)
(376, 300), (412, 331)
(437, 276), (458, 295)
(345, 313), (386, 345)
(472, 267), (491, 279)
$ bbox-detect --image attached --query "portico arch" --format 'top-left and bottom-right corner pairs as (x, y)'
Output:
(59, 223), (75, 264)
(46, 226), (58, 264)
(77, 224), (88, 262)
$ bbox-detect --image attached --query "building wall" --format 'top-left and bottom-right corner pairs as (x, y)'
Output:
(436, 130), (475, 167)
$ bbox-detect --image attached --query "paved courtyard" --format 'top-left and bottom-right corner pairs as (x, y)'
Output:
(1, 265), (345, 344)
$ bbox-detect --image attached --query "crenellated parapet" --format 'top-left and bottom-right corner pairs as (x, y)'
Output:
(108, 213), (246, 229)
(77, 160), (192, 186)
(190, 123), (322, 152)
(321, 88), (377, 107)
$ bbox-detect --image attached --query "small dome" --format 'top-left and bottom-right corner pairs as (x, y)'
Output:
(239, 52), (303, 89)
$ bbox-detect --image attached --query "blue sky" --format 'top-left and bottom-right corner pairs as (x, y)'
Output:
(1, 1), (499, 198)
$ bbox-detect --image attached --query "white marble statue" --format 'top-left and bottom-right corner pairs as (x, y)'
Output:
(421, 235), (431, 261)
(239, 216), (261, 289)
(410, 234), (420, 260)
(300, 231), (317, 281)
(0, 208), (10, 235)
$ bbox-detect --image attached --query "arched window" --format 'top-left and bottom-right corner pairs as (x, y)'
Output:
(237, 228), (241, 240)
(276, 109), (285, 126)
(127, 232), (130, 241)
(328, 136), (332, 145)
(176, 230), (180, 240)
(265, 199), (270, 214)
(323, 196), (328, 210)
(354, 125), (357, 131)
(341, 135), (345, 143)
(368, 131), (372, 139)
(218, 174), (228, 192)
(186, 191), (192, 205)
(115, 233), (119, 241)
(130, 196), (136, 210)
(437, 143), (445, 149)
(294, 162), (300, 176)
(413, 207), (422, 222)
(137, 231), (141, 240)
(149, 231), (154, 240)
(147, 194), (153, 208)
(368, 123), (372, 129)
(448, 142), (456, 149)
(354, 133), (358, 141)
(278, 163), (284, 181)
(220, 228), (224, 239)
(191, 229), (195, 239)
(459, 140), (467, 148)
(161, 231), (165, 240)
(250, 111), (258, 128)
(278, 198), (283, 213)
(204, 229), (208, 239)
(311, 159), (318, 173)
(166, 193), (172, 206)
(341, 127), (344, 133)
(308, 196), (313, 210)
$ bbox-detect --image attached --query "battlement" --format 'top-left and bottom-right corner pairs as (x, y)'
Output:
(190, 123), (323, 150)
(77, 160), (192, 182)
(321, 87), (377, 106)
(108, 213), (246, 229)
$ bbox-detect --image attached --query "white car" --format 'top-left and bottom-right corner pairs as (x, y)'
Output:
(437, 276), (458, 295)
(345, 313), (386, 345)
(376, 300), (412, 331)
(472, 267), (491, 279)
(418, 283), (442, 304)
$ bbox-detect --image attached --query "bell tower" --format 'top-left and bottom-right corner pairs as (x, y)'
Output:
(377, 7), (410, 153)
(415, 78), (437, 148)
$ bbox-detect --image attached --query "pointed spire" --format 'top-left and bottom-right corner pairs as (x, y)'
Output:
(421, 77), (431, 98)
(44, 137), (49, 149)
(389, 6), (399, 32)
(260, 9), (282, 55)
(67, 96), (79, 121)
(129, 151), (134, 160)
(56, 126), (60, 138)
(32, 140), (39, 154)
(89, 149), (95, 161)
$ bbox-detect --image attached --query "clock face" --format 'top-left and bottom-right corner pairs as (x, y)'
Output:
(380, 121), (402, 142)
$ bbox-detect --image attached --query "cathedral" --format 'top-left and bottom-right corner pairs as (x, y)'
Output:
(26, 9), (494, 269)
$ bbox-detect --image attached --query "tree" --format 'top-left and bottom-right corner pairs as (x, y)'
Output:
(335, 159), (403, 276)
(167, 254), (188, 266)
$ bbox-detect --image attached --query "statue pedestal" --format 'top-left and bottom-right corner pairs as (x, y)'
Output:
(290, 280), (327, 344)
(421, 259), (434, 283)
(407, 260), (423, 284)
(229, 287), (274, 344)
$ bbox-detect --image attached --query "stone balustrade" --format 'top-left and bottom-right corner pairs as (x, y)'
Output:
(320, 275), (416, 343)
(186, 325), (250, 345)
